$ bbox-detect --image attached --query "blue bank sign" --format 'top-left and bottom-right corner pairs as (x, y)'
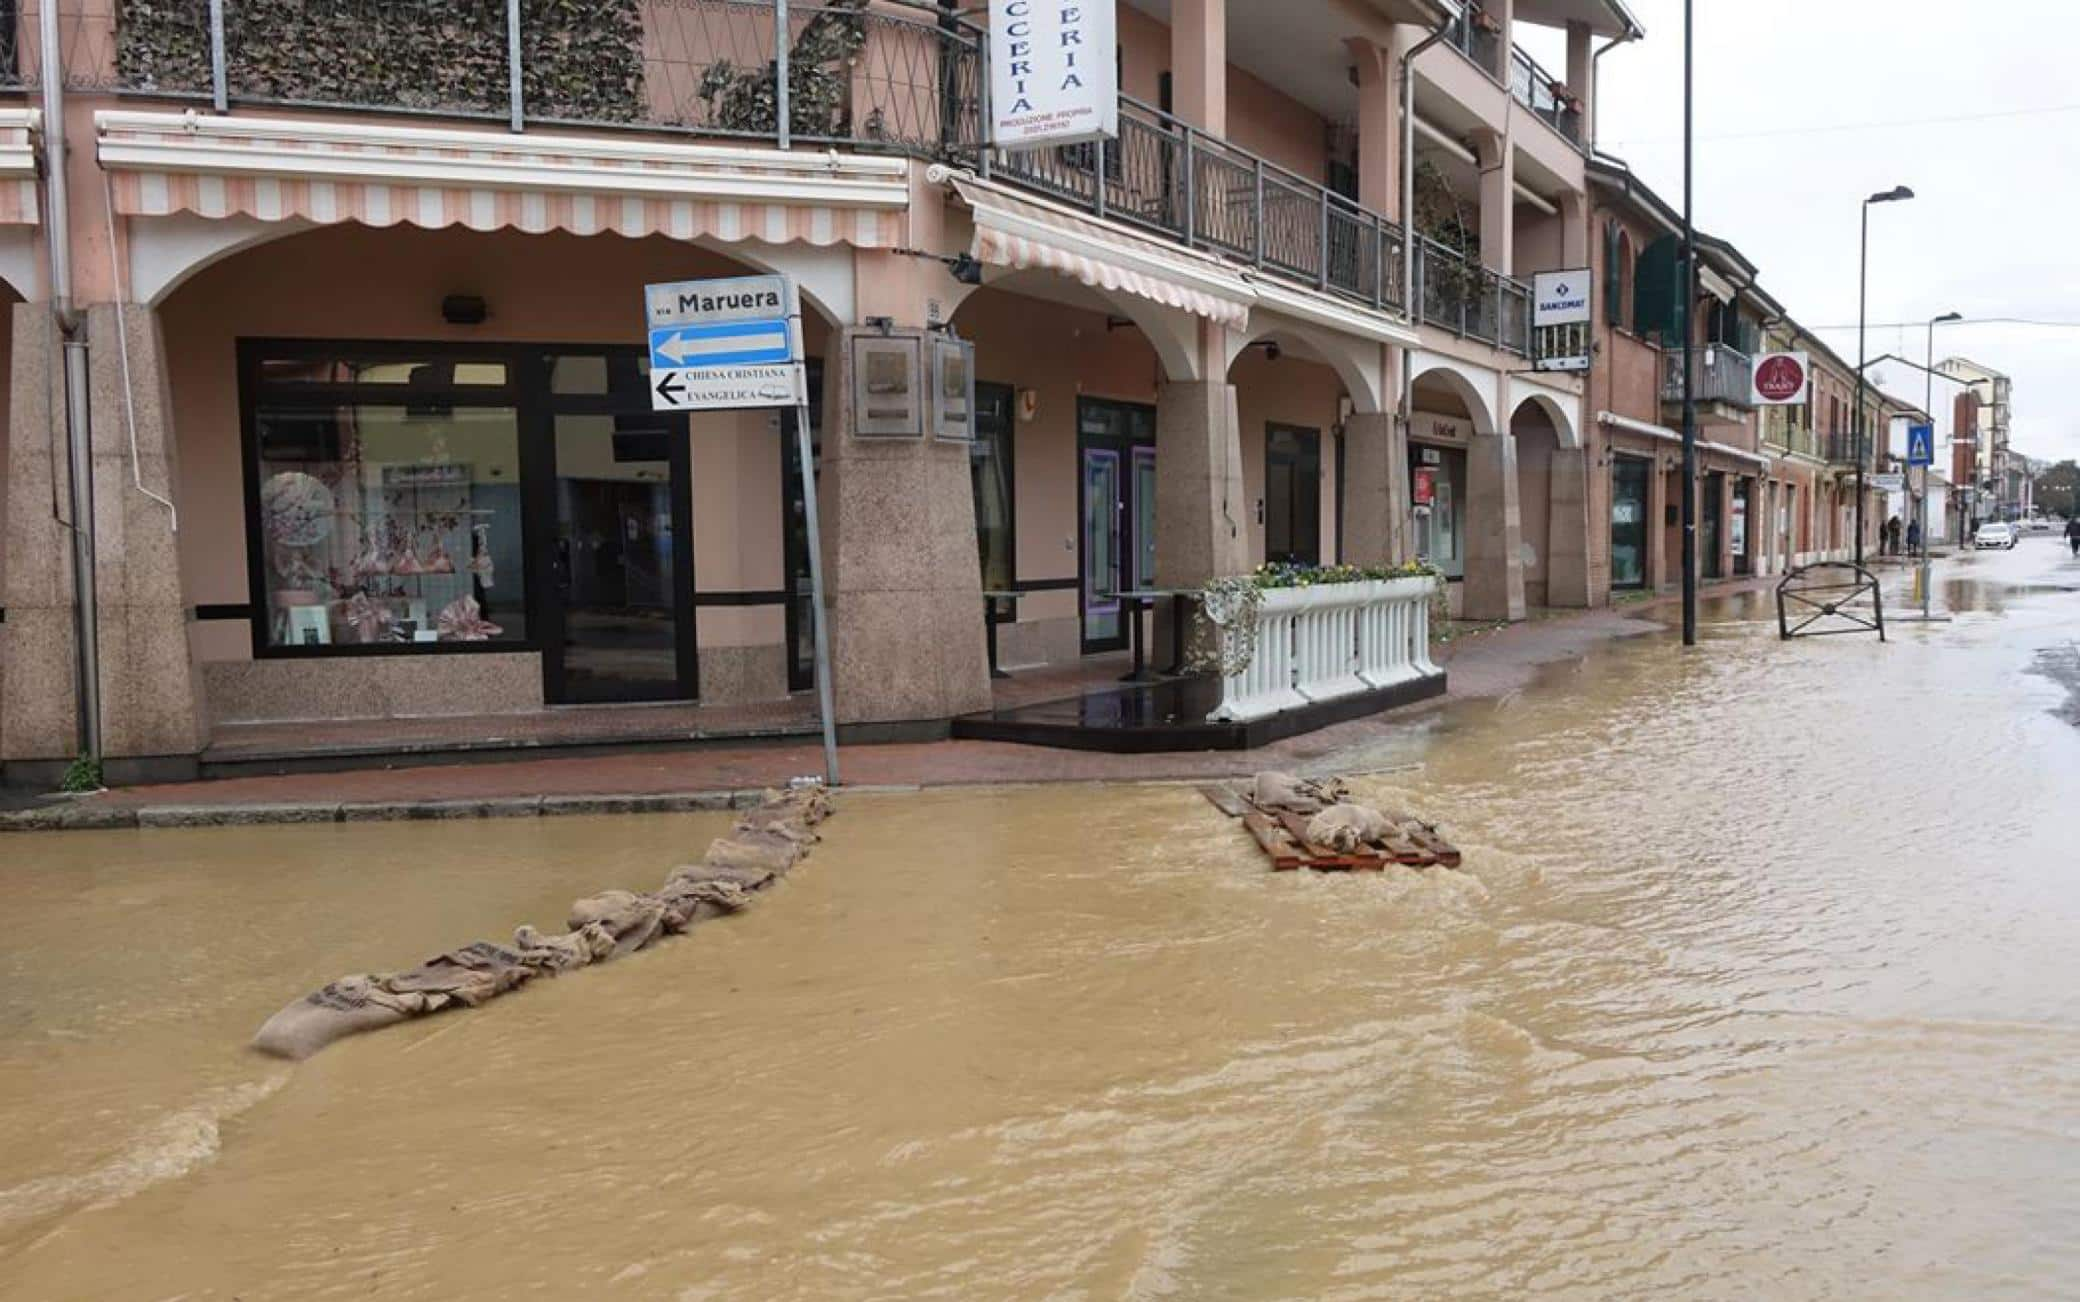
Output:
(642, 274), (804, 412)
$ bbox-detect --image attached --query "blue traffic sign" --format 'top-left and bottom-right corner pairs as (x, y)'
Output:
(1906, 422), (1934, 467)
(647, 318), (792, 371)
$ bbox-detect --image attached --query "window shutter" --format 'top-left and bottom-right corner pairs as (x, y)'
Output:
(1633, 234), (1683, 345)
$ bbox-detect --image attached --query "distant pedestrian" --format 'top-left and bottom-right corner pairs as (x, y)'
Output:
(1884, 515), (1903, 556)
(1906, 518), (1921, 552)
(2065, 516), (2080, 557)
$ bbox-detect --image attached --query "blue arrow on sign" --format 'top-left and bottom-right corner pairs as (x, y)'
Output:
(1907, 422), (1934, 467)
(648, 319), (792, 370)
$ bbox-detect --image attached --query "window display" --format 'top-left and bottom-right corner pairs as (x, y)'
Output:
(250, 353), (527, 652)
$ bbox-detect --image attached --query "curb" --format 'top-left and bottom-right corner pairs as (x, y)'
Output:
(0, 787), (769, 834)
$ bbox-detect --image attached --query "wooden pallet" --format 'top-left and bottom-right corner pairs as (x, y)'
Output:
(1201, 785), (1460, 872)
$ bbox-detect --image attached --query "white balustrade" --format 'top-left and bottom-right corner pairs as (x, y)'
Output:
(1210, 576), (1441, 723)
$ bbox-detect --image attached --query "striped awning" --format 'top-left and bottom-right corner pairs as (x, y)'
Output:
(0, 108), (41, 225)
(96, 111), (909, 248)
(945, 171), (1254, 330)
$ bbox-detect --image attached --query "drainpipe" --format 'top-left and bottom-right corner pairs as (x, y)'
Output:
(1397, 18), (1450, 440)
(1588, 31), (1628, 150)
(40, 1), (101, 767)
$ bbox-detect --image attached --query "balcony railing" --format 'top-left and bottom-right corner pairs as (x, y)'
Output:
(1661, 343), (1755, 407)
(70, 0), (1538, 349)
(1767, 421), (1820, 460)
(991, 94), (1409, 314)
(1822, 432), (1871, 467)
(1507, 44), (1582, 145)
(1441, 5), (1502, 78)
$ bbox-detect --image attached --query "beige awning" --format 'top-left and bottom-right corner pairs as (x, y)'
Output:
(945, 172), (1255, 330)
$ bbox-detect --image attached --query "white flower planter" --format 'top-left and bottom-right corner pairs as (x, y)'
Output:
(1208, 575), (1441, 723)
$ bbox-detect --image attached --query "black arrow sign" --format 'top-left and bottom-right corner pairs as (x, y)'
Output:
(654, 370), (686, 405)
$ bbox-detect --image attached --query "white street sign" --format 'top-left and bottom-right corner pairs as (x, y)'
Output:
(989, 0), (1118, 148)
(1532, 269), (1591, 327)
(643, 274), (805, 412)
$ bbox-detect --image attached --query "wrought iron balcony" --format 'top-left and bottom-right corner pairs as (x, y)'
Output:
(1507, 44), (1582, 146)
(1661, 343), (1755, 408)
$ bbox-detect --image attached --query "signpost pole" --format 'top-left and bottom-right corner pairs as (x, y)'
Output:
(794, 389), (841, 786)
(1897, 421), (1948, 623)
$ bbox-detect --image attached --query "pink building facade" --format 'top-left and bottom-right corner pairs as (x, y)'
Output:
(0, 0), (1640, 783)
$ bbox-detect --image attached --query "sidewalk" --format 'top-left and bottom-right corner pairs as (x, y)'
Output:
(3, 581), (1765, 831)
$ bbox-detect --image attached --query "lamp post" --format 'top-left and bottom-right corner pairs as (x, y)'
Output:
(1680, 0), (1696, 646)
(1854, 185), (1914, 566)
(1921, 311), (1960, 615)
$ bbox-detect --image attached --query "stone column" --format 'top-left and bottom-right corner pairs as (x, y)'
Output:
(1475, 129), (1514, 275)
(1170, 0), (1226, 134)
(819, 325), (991, 729)
(1544, 446), (1590, 606)
(1463, 431), (1525, 621)
(1153, 375), (1248, 585)
(1341, 411), (1410, 566)
(1347, 37), (1398, 218)
(1565, 20), (1595, 145)
(86, 303), (206, 774)
(2, 304), (79, 768)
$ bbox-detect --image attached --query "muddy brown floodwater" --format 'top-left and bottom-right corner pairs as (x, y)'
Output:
(6, 543), (2080, 1300)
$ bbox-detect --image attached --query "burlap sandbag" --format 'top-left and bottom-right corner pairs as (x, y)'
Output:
(656, 877), (753, 932)
(567, 889), (668, 959)
(381, 941), (537, 1008)
(513, 922), (618, 972)
(701, 828), (801, 876)
(1252, 771), (1348, 814)
(666, 860), (778, 895)
(252, 975), (442, 1060)
(1304, 803), (1395, 853)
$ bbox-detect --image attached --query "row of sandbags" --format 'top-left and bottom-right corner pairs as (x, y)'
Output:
(1251, 770), (1440, 855)
(251, 784), (833, 1060)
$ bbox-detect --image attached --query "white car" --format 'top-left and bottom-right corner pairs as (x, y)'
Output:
(1974, 522), (2018, 550)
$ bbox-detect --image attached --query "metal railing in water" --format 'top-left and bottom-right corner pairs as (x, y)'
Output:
(72, 0), (1532, 348)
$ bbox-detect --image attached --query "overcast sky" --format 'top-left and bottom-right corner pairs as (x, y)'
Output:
(1524, 0), (2080, 467)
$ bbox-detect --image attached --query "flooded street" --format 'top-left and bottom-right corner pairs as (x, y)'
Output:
(6, 542), (2080, 1300)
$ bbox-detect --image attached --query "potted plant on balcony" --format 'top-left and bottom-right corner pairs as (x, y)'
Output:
(1470, 7), (1504, 35)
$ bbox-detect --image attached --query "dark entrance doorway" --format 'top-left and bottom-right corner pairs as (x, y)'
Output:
(1703, 470), (1725, 580)
(1263, 424), (1321, 565)
(1610, 454), (1650, 589)
(540, 351), (695, 704)
(1077, 397), (1156, 654)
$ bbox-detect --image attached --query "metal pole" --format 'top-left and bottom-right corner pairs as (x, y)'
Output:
(208, 0), (228, 112)
(42, 0), (102, 768)
(775, 0), (792, 150)
(1922, 317), (1936, 616)
(794, 387), (839, 786)
(1854, 202), (1868, 567)
(1679, 0), (1696, 646)
(506, 0), (524, 132)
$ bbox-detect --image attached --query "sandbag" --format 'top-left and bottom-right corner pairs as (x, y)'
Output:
(1252, 771), (1348, 814)
(381, 941), (537, 1008)
(1304, 803), (1396, 853)
(567, 890), (668, 959)
(513, 923), (618, 972)
(702, 829), (801, 875)
(657, 877), (753, 932)
(666, 860), (778, 895)
(252, 975), (439, 1061)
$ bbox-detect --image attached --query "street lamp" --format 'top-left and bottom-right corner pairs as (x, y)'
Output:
(1917, 311), (1961, 613)
(1855, 184), (1914, 566)
(1679, 0), (1697, 646)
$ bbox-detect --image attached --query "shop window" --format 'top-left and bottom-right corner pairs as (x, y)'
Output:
(971, 382), (1016, 592)
(248, 351), (527, 652)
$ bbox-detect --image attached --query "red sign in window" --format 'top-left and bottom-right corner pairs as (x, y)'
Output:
(1413, 466), (1436, 506)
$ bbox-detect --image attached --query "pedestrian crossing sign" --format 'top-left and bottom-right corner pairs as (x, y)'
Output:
(1907, 423), (1934, 467)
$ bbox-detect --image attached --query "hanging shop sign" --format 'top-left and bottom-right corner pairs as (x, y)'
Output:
(988, 0), (1118, 148)
(1751, 350), (1811, 406)
(643, 274), (805, 412)
(1531, 268), (1591, 372)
